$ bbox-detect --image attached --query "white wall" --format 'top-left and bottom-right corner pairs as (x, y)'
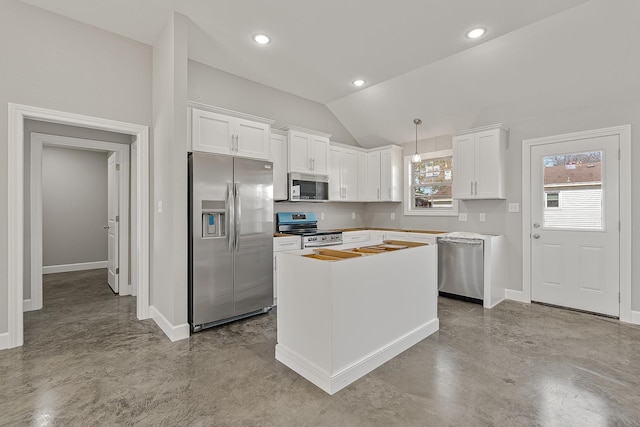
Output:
(275, 202), (366, 230)
(188, 60), (358, 146)
(0, 0), (152, 335)
(151, 13), (189, 328)
(42, 146), (108, 266)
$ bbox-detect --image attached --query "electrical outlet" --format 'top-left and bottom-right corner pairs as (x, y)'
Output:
(508, 203), (520, 213)
(390, 213), (395, 220)
(320, 212), (325, 220)
(459, 213), (468, 222)
(479, 213), (486, 222)
(352, 212), (356, 220)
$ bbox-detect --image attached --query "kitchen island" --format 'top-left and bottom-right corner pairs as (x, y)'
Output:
(276, 241), (438, 395)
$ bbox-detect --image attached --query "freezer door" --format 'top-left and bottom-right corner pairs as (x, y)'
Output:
(190, 152), (235, 326)
(233, 157), (274, 315)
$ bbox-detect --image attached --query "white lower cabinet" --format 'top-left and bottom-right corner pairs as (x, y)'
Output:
(273, 236), (302, 305)
(341, 231), (370, 244)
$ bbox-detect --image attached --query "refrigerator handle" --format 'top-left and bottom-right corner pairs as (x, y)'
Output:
(234, 182), (241, 251)
(226, 183), (234, 252)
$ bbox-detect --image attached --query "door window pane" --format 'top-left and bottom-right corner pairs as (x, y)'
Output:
(542, 151), (602, 229)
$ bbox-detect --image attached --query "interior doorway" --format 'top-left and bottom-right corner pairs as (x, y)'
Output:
(522, 125), (632, 322)
(27, 133), (131, 311)
(6, 103), (150, 350)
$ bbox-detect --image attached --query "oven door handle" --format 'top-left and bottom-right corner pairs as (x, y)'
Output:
(305, 241), (342, 248)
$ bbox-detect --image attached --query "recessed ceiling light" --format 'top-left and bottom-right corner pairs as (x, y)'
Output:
(253, 34), (271, 45)
(352, 79), (366, 87)
(466, 27), (486, 39)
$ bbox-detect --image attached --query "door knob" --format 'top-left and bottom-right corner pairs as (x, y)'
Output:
(104, 226), (110, 230)
(532, 233), (540, 239)
(533, 223), (540, 228)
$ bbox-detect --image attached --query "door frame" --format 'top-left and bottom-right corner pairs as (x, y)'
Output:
(7, 103), (150, 349)
(27, 133), (131, 312)
(521, 125), (632, 322)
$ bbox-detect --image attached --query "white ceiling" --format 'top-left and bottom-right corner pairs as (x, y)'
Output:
(18, 0), (639, 148)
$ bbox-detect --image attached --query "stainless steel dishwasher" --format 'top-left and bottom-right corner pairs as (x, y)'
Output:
(437, 236), (484, 304)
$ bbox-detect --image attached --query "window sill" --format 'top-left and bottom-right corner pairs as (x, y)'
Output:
(404, 209), (459, 217)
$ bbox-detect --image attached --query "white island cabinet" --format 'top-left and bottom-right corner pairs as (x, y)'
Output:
(276, 243), (439, 395)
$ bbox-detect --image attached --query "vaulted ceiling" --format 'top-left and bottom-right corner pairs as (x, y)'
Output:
(18, 0), (640, 147)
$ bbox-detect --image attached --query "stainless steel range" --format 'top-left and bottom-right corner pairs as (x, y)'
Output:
(276, 212), (343, 248)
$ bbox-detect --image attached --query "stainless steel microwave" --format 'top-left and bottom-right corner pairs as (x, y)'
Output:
(288, 172), (329, 202)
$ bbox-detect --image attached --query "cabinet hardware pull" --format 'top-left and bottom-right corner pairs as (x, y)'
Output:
(475, 181), (478, 195)
(470, 182), (473, 194)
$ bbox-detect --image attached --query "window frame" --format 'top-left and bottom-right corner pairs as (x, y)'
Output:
(544, 191), (561, 209)
(404, 149), (458, 217)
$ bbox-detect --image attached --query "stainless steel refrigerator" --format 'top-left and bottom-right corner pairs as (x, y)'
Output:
(188, 152), (274, 332)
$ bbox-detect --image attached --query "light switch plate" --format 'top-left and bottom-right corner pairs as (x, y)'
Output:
(157, 200), (163, 213)
(479, 213), (486, 222)
(508, 203), (520, 213)
(352, 212), (356, 220)
(459, 213), (468, 222)
(320, 212), (325, 220)
(390, 213), (395, 220)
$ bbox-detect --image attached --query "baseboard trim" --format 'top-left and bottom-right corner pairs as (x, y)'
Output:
(23, 299), (33, 312)
(0, 332), (9, 350)
(631, 310), (640, 325)
(276, 318), (439, 395)
(43, 261), (108, 275)
(505, 289), (530, 303)
(149, 305), (190, 342)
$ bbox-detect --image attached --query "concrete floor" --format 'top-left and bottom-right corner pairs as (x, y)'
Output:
(1, 269), (639, 426)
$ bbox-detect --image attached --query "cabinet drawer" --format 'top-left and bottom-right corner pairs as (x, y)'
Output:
(274, 237), (301, 251)
(342, 231), (370, 244)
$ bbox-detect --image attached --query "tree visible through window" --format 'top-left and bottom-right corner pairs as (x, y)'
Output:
(411, 155), (453, 210)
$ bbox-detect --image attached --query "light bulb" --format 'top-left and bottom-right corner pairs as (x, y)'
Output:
(412, 152), (422, 163)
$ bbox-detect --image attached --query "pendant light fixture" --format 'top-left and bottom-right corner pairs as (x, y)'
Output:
(412, 118), (422, 163)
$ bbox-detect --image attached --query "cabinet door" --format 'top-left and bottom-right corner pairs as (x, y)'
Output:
(191, 109), (234, 155)
(270, 133), (288, 200)
(357, 151), (368, 201)
(328, 146), (342, 200)
(475, 129), (504, 199)
(452, 134), (476, 199)
(235, 118), (270, 160)
(288, 132), (312, 173)
(311, 136), (330, 174)
(366, 151), (381, 200)
(341, 148), (358, 201)
(380, 149), (393, 201)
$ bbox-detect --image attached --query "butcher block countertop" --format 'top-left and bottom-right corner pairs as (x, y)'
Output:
(340, 227), (447, 234)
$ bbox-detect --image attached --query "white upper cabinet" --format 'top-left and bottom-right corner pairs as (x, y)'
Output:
(452, 124), (508, 200)
(284, 126), (331, 175)
(357, 151), (368, 201)
(190, 106), (273, 160)
(366, 150), (381, 201)
(367, 146), (402, 202)
(329, 145), (359, 201)
(270, 130), (288, 201)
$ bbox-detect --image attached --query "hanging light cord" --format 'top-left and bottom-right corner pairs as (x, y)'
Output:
(412, 119), (422, 163)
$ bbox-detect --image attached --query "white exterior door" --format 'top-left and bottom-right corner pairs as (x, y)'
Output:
(107, 152), (119, 293)
(530, 135), (619, 316)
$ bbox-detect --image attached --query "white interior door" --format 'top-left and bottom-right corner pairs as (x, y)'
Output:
(107, 152), (119, 293)
(530, 135), (619, 316)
